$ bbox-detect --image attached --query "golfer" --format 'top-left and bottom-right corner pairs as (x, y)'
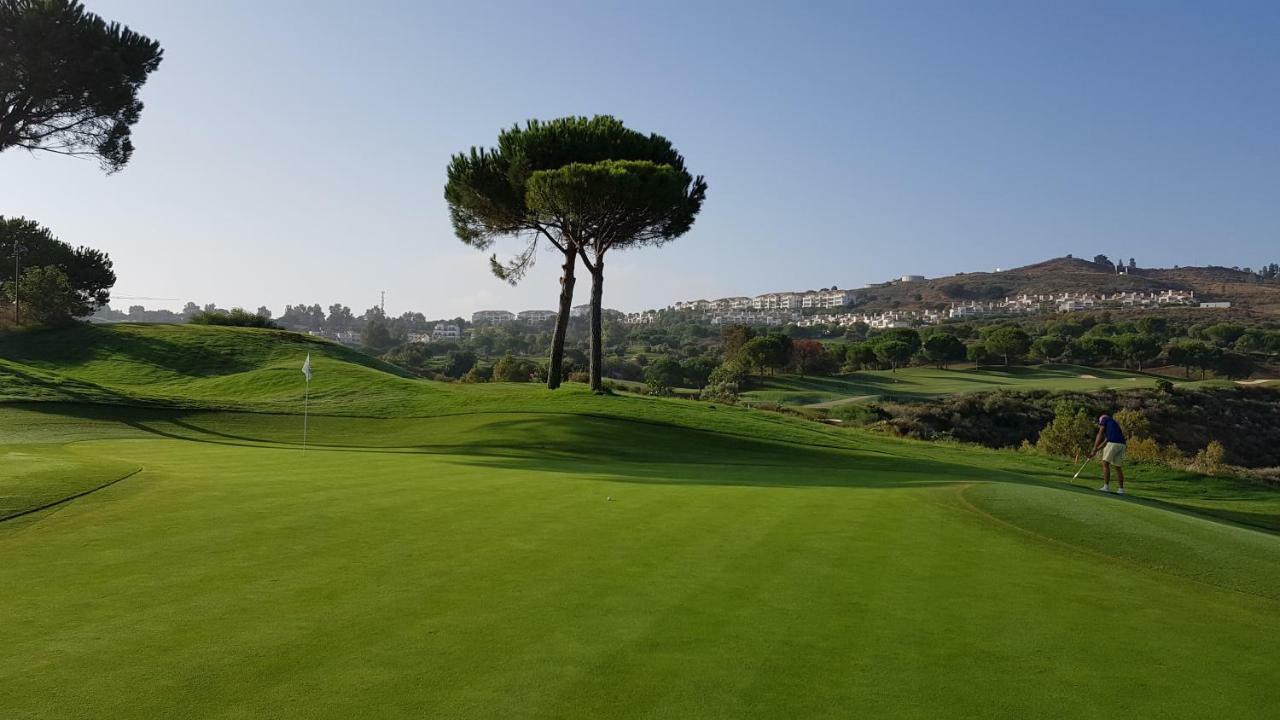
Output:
(1092, 414), (1127, 495)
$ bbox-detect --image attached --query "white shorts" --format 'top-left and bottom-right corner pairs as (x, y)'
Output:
(1101, 442), (1126, 466)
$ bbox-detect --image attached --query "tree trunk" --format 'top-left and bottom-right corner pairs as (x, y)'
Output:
(547, 247), (576, 390)
(589, 260), (604, 393)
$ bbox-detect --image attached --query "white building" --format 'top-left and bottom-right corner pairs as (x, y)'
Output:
(1199, 301), (1231, 308)
(570, 304), (591, 318)
(518, 310), (557, 325)
(407, 332), (432, 344)
(472, 310), (514, 324)
(900, 275), (926, 282)
(431, 323), (461, 341)
(622, 311), (658, 325)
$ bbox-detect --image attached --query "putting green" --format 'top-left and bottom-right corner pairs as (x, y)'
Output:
(741, 364), (1166, 406)
(2, 406), (1278, 719)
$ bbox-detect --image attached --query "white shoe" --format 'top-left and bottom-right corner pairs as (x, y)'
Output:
(1116, 488), (1125, 495)
(1098, 485), (1110, 493)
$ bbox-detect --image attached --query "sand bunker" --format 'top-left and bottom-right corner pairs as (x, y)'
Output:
(1235, 379), (1273, 385)
(1078, 374), (1099, 379)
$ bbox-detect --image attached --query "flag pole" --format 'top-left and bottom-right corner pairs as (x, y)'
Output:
(303, 377), (309, 452)
(301, 352), (312, 452)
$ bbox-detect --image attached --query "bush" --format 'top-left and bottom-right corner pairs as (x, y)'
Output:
(1112, 408), (1150, 440)
(188, 307), (278, 328)
(1124, 436), (1185, 466)
(1036, 401), (1095, 461)
(1192, 440), (1226, 474)
(460, 365), (490, 383)
(699, 381), (740, 404)
(2, 266), (83, 325)
(567, 371), (590, 384)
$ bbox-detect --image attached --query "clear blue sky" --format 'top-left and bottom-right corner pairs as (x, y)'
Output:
(1, 0), (1277, 317)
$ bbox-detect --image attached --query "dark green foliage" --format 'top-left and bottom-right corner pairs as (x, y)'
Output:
(444, 350), (478, 378)
(188, 308), (278, 329)
(1205, 323), (1247, 346)
(874, 386), (1280, 468)
(361, 319), (395, 351)
(738, 333), (792, 375)
(922, 332), (965, 368)
(491, 354), (539, 382)
(2, 265), (78, 324)
(981, 326), (1031, 365)
(1070, 335), (1116, 365)
(445, 116), (706, 390)
(720, 324), (755, 359)
(1, 216), (114, 314)
(679, 356), (718, 388)
(643, 357), (683, 393)
(1030, 335), (1066, 362)
(0, 0), (163, 172)
(1112, 333), (1161, 370)
(965, 342), (991, 364)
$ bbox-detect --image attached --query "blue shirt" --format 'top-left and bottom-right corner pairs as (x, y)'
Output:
(1100, 417), (1126, 444)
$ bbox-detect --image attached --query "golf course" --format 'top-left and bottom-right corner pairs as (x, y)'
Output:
(1, 324), (1278, 719)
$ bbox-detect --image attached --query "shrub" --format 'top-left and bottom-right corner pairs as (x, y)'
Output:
(460, 365), (490, 383)
(1192, 440), (1226, 474)
(1036, 401), (1095, 461)
(1112, 408), (1150, 440)
(1155, 378), (1175, 394)
(188, 308), (278, 328)
(567, 371), (591, 384)
(699, 381), (740, 404)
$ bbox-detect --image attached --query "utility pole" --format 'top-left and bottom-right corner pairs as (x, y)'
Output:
(380, 290), (385, 316)
(12, 242), (22, 325)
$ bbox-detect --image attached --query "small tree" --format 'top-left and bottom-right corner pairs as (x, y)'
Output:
(983, 326), (1031, 366)
(874, 339), (914, 372)
(788, 339), (828, 376)
(1113, 333), (1161, 370)
(1, 216), (114, 317)
(1036, 401), (1095, 461)
(843, 342), (878, 371)
(1031, 335), (1067, 363)
(644, 357), (683, 394)
(2, 265), (78, 324)
(0, 0), (163, 172)
(922, 332), (965, 369)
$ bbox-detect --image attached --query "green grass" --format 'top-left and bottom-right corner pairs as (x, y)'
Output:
(2, 324), (1279, 718)
(741, 364), (1167, 406)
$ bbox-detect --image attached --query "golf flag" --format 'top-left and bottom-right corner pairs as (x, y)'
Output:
(301, 353), (312, 381)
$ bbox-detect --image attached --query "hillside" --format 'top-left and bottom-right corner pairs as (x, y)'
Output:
(854, 257), (1280, 315)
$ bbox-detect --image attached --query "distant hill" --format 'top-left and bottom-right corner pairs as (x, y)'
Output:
(854, 257), (1280, 316)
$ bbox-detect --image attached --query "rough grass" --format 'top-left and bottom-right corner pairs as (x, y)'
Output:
(2, 324), (1279, 719)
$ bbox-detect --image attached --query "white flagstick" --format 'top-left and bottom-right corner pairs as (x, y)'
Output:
(301, 354), (313, 451)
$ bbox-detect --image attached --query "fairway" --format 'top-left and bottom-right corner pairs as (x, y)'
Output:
(3, 405), (1280, 719)
(2, 325), (1279, 719)
(740, 364), (1164, 407)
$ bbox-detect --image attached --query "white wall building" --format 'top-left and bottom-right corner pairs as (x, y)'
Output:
(431, 323), (461, 340)
(472, 310), (514, 324)
(518, 310), (557, 324)
(570, 304), (591, 318)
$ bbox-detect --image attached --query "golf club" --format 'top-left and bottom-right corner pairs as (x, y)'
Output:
(1072, 448), (1100, 479)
